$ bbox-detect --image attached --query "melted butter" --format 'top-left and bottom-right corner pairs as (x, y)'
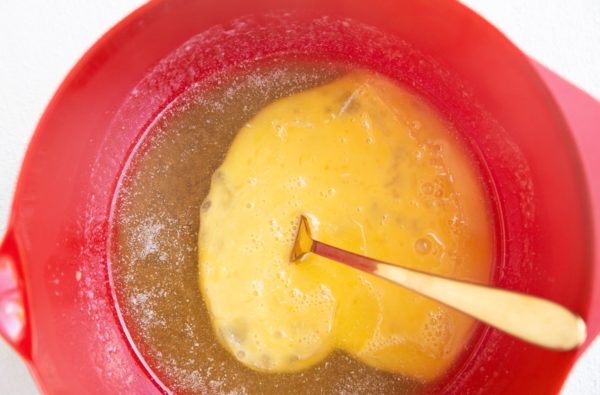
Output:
(198, 72), (493, 381)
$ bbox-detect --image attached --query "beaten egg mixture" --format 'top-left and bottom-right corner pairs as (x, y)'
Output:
(199, 72), (493, 382)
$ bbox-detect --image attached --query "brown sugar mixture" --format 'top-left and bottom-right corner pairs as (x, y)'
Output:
(110, 61), (426, 394)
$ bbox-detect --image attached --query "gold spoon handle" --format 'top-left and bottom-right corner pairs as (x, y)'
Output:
(311, 240), (587, 350)
(375, 262), (586, 350)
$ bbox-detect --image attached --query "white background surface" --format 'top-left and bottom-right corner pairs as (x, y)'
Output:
(0, 1), (599, 394)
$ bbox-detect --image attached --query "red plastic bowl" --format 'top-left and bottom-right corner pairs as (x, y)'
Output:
(1, 0), (598, 394)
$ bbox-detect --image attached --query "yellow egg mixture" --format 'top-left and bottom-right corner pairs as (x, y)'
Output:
(198, 72), (493, 382)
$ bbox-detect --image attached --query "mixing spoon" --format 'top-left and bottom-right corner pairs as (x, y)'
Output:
(290, 215), (586, 350)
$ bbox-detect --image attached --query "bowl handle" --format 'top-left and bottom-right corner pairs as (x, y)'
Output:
(0, 230), (31, 359)
(532, 61), (600, 351)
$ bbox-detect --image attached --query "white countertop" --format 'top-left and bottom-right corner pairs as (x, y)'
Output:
(0, 1), (598, 393)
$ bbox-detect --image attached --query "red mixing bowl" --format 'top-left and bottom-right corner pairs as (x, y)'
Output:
(1, 0), (599, 394)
